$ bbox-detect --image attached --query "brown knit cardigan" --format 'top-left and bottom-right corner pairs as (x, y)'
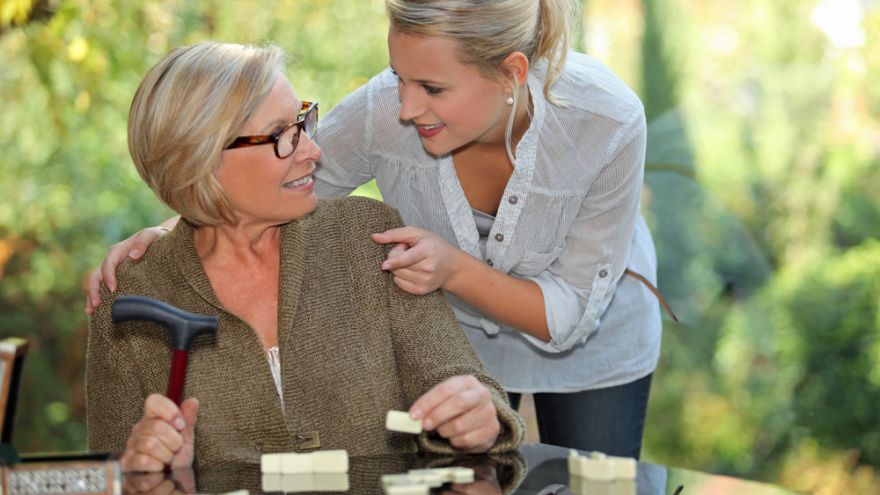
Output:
(87, 197), (524, 467)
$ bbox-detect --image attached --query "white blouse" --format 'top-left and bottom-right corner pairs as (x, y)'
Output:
(266, 346), (283, 410)
(314, 52), (662, 393)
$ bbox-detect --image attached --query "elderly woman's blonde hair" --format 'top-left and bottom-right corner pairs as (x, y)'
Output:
(128, 42), (285, 226)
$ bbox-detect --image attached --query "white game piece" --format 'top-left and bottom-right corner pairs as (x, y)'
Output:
(310, 473), (350, 491)
(447, 467), (475, 483)
(403, 469), (446, 487)
(386, 410), (422, 434)
(570, 475), (585, 494)
(384, 481), (430, 495)
(280, 452), (314, 474)
(310, 449), (349, 473)
(611, 479), (637, 495)
(262, 473), (283, 492)
(568, 449), (583, 477)
(219, 490), (249, 495)
(609, 457), (637, 480)
(382, 474), (416, 488)
(281, 473), (350, 493)
(261, 453), (283, 473)
(582, 455), (613, 482)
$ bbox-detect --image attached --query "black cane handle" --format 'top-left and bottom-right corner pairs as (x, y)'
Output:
(111, 296), (218, 351)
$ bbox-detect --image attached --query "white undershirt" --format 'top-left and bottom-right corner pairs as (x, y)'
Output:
(266, 346), (283, 411)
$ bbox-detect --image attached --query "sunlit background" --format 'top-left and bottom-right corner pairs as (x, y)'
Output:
(1, 1), (878, 493)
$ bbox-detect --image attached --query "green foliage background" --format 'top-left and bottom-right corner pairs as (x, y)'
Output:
(1, 0), (878, 493)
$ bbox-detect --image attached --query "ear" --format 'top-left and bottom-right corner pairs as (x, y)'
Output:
(501, 51), (530, 87)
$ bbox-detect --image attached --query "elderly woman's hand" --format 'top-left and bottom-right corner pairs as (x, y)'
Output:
(410, 375), (500, 453)
(121, 394), (199, 472)
(371, 227), (467, 295)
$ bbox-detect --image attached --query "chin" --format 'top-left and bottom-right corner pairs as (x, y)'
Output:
(419, 138), (457, 157)
(285, 195), (319, 221)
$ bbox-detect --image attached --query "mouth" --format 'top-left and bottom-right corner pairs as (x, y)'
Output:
(282, 174), (313, 189)
(415, 122), (445, 138)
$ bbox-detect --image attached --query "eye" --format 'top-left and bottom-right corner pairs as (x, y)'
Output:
(423, 84), (444, 95)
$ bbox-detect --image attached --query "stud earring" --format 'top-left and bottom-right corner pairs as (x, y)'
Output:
(506, 95), (514, 106)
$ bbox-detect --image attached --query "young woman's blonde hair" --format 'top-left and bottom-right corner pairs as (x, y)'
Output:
(128, 42), (284, 226)
(385, 0), (576, 161)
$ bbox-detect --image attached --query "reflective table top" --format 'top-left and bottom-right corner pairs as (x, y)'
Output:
(117, 443), (797, 495)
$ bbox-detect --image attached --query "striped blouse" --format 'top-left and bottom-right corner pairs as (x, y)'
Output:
(314, 51), (661, 393)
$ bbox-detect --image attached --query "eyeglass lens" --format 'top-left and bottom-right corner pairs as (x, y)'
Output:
(276, 105), (317, 158)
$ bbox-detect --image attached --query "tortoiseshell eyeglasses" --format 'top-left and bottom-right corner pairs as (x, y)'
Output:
(225, 101), (318, 159)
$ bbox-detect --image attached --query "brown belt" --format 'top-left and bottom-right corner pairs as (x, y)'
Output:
(624, 269), (679, 323)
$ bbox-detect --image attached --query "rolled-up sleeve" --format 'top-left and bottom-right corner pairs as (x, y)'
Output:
(520, 106), (647, 352)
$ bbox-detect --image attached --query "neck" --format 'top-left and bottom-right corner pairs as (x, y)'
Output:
(193, 221), (282, 265)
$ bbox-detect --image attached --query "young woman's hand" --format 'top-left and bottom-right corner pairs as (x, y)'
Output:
(371, 227), (466, 295)
(410, 375), (500, 454)
(121, 394), (199, 472)
(85, 226), (171, 315)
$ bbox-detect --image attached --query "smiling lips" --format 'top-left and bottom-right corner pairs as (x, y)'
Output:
(416, 122), (445, 138)
(282, 174), (313, 190)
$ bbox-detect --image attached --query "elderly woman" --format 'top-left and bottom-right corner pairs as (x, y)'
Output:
(86, 41), (524, 472)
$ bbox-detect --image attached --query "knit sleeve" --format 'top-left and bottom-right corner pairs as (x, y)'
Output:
(342, 197), (525, 454)
(86, 287), (148, 455)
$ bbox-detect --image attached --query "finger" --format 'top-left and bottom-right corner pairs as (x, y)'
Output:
(387, 243), (408, 258)
(87, 268), (104, 311)
(370, 227), (423, 245)
(121, 450), (166, 473)
(410, 376), (470, 425)
(392, 275), (434, 296)
(434, 399), (491, 439)
(142, 393), (187, 429)
(127, 429), (176, 462)
(426, 386), (486, 433)
(100, 245), (129, 292)
(382, 244), (431, 272)
(122, 472), (166, 493)
(176, 397), (199, 459)
(447, 420), (498, 454)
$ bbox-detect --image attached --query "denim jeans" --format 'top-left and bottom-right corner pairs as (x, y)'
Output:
(508, 373), (653, 459)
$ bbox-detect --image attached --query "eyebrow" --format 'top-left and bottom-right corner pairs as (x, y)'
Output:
(389, 65), (444, 86)
(258, 101), (303, 134)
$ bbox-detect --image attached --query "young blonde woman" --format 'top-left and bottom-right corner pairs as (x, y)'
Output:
(87, 0), (661, 458)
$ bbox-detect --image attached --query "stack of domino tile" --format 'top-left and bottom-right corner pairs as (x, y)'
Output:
(381, 467), (475, 495)
(261, 450), (349, 493)
(568, 449), (636, 495)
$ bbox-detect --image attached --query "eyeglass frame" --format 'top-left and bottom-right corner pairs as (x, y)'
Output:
(224, 101), (318, 159)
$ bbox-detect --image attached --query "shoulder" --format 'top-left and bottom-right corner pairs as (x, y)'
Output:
(114, 232), (178, 295)
(308, 197), (403, 234)
(545, 51), (644, 126)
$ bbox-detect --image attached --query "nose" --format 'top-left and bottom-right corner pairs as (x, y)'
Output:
(397, 85), (424, 122)
(293, 133), (322, 164)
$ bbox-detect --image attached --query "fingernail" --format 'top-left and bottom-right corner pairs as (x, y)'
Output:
(423, 418), (433, 430)
(174, 416), (185, 429)
(108, 283), (116, 292)
(129, 250), (142, 258)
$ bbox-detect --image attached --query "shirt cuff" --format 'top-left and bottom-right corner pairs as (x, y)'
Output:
(521, 265), (614, 353)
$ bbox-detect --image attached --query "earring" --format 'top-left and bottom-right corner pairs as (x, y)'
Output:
(506, 95), (514, 106)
